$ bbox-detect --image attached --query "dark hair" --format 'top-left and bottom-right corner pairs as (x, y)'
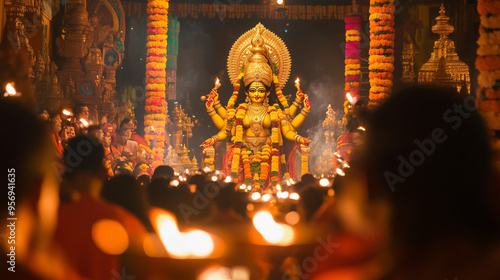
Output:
(119, 118), (132, 131)
(363, 86), (498, 245)
(101, 175), (153, 231)
(63, 135), (104, 178)
(152, 165), (175, 180)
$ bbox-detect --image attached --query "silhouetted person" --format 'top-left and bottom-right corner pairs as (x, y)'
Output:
(362, 87), (500, 279)
(152, 165), (175, 180)
(54, 136), (147, 279)
(101, 175), (154, 232)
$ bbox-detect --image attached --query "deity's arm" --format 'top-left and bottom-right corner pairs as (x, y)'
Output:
(281, 122), (309, 145)
(289, 89), (305, 117)
(200, 127), (228, 148)
(208, 108), (226, 130)
(291, 94), (311, 129)
(205, 89), (227, 130)
(214, 100), (226, 119)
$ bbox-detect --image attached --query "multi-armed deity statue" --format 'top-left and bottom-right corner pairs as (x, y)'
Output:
(201, 23), (311, 188)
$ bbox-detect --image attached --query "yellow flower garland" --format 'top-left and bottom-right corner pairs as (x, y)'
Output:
(145, 0), (169, 168)
(369, 0), (395, 105)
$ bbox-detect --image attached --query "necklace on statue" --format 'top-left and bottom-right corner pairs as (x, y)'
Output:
(247, 105), (267, 135)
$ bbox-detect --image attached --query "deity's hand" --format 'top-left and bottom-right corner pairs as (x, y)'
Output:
(200, 136), (216, 148)
(295, 89), (305, 102)
(205, 90), (219, 110)
(295, 135), (311, 145)
(303, 95), (311, 111)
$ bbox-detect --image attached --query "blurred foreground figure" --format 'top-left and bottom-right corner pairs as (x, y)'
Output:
(361, 87), (500, 279)
(311, 87), (500, 280)
(55, 136), (148, 279)
(0, 99), (86, 279)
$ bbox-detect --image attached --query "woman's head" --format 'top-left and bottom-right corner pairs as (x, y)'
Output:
(247, 81), (269, 104)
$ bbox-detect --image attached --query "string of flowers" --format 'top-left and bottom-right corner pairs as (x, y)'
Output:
(345, 14), (362, 102)
(476, 0), (500, 132)
(368, 0), (395, 106)
(230, 104), (247, 182)
(269, 105), (281, 186)
(145, 0), (169, 168)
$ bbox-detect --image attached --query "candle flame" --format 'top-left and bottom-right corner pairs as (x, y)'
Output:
(319, 178), (330, 187)
(346, 93), (355, 104)
(150, 208), (215, 258)
(5, 83), (16, 96)
(80, 118), (89, 127)
(215, 78), (220, 85)
(252, 211), (294, 245)
(336, 168), (345, 176)
(295, 78), (300, 84)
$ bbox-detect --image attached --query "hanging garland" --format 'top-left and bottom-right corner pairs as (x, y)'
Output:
(368, 0), (395, 106)
(345, 14), (362, 102)
(145, 0), (169, 168)
(477, 0), (500, 120)
(477, 0), (500, 168)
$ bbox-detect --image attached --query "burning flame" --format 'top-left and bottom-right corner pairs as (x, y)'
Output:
(150, 208), (215, 258)
(295, 78), (300, 84)
(319, 178), (330, 187)
(203, 167), (211, 173)
(336, 168), (346, 176)
(252, 211), (294, 245)
(4, 83), (16, 97)
(357, 126), (366, 131)
(289, 193), (300, 200)
(62, 109), (72, 116)
(250, 192), (261, 201)
(215, 77), (220, 85)
(346, 93), (355, 104)
(80, 118), (89, 128)
(277, 0), (284, 5)
(151, 126), (155, 131)
(225, 176), (232, 183)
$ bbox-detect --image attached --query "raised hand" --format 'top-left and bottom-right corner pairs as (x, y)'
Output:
(295, 89), (305, 102)
(205, 90), (219, 110)
(304, 95), (311, 111)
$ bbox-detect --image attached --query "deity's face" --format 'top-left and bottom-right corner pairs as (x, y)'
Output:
(247, 82), (269, 104)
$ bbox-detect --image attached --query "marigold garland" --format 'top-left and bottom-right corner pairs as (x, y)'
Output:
(145, 0), (169, 168)
(345, 14), (362, 101)
(477, 0), (500, 135)
(368, 0), (395, 106)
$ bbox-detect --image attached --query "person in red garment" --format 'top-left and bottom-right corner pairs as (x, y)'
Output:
(48, 110), (65, 158)
(55, 136), (148, 280)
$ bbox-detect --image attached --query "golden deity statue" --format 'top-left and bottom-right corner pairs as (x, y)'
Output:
(201, 23), (311, 188)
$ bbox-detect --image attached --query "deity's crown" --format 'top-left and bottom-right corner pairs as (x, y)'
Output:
(243, 27), (273, 87)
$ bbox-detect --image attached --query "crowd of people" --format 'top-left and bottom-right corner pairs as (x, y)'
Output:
(43, 104), (155, 178)
(1, 50), (500, 280)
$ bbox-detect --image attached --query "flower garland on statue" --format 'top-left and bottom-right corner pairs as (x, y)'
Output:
(477, 0), (500, 145)
(368, 0), (395, 106)
(145, 0), (169, 168)
(345, 14), (362, 102)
